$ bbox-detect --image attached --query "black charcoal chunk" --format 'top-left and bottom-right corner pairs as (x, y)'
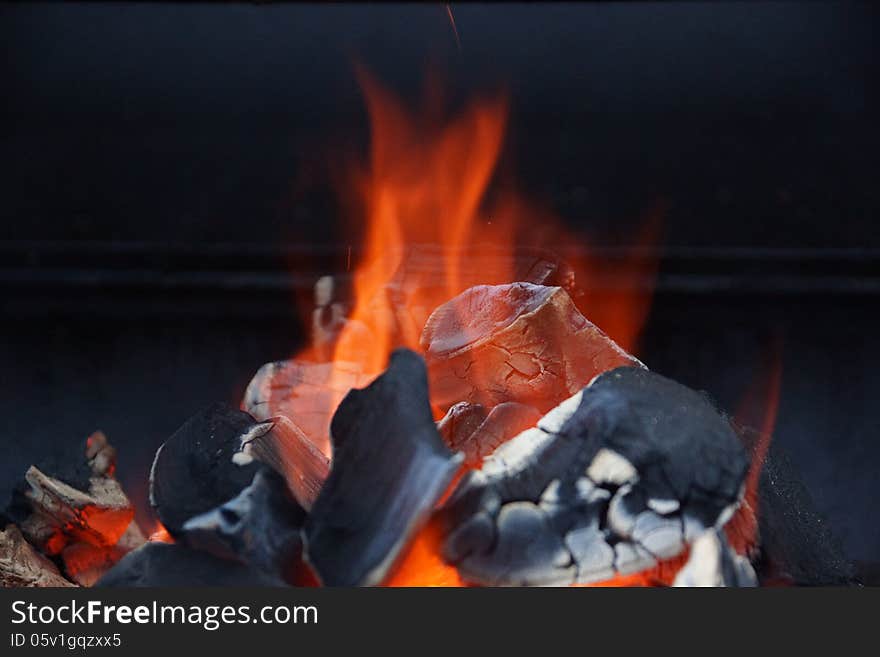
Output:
(465, 502), (574, 586)
(304, 349), (463, 586)
(181, 468), (306, 584)
(149, 404), (267, 536)
(95, 543), (286, 587)
(441, 367), (749, 586)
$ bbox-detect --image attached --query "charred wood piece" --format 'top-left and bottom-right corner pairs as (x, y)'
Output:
(149, 404), (267, 537)
(60, 521), (146, 587)
(181, 468), (306, 584)
(2, 431), (143, 584)
(243, 359), (373, 456)
(20, 466), (134, 554)
(673, 529), (757, 587)
(1, 524), (76, 588)
(96, 543), (287, 587)
(235, 415), (330, 511)
(1, 438), (93, 529)
(304, 349), (463, 586)
(438, 367), (749, 586)
(421, 283), (642, 414)
(2, 431), (133, 555)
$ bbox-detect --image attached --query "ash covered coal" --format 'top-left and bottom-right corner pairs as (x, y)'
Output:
(741, 432), (856, 585)
(0, 430), (144, 587)
(437, 367), (750, 586)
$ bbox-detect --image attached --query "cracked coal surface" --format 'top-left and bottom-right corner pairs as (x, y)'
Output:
(437, 366), (749, 586)
(422, 283), (641, 414)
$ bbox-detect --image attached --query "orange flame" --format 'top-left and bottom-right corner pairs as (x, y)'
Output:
(148, 521), (174, 544)
(726, 342), (783, 557)
(320, 69), (660, 378)
(291, 69), (663, 585)
(328, 68), (515, 375)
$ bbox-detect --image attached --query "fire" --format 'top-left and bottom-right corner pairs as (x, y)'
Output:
(314, 68), (659, 384)
(147, 521), (173, 544)
(385, 521), (463, 587)
(328, 67), (512, 375)
(726, 343), (783, 558)
(291, 68), (661, 585)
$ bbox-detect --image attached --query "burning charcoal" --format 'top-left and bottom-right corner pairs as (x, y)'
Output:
(1, 524), (76, 588)
(2, 431), (144, 583)
(1, 430), (129, 553)
(96, 543), (287, 587)
(149, 404), (267, 537)
(60, 522), (145, 587)
(673, 529), (757, 587)
(438, 367), (749, 586)
(243, 359), (374, 456)
(235, 415), (329, 510)
(19, 466), (135, 554)
(462, 403), (543, 467)
(438, 402), (542, 467)
(304, 349), (463, 586)
(421, 283), (642, 414)
(181, 468), (306, 584)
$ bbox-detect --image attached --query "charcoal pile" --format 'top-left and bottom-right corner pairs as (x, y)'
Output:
(2, 266), (856, 588)
(1, 431), (144, 587)
(98, 349), (460, 587)
(435, 367), (753, 586)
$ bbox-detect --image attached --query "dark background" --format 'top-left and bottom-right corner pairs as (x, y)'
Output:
(1, 3), (878, 572)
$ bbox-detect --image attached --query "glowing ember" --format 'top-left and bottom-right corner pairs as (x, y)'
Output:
(726, 345), (783, 558)
(386, 522), (464, 587)
(148, 522), (174, 544)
